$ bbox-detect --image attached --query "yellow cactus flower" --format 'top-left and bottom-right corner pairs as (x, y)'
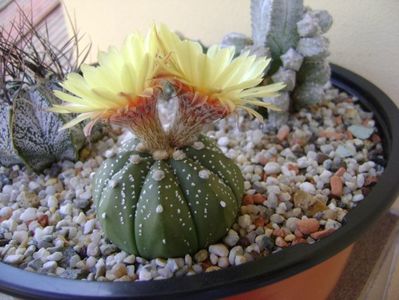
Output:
(51, 29), (163, 135)
(155, 24), (285, 120)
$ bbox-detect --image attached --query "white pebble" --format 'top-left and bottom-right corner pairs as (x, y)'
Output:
(12, 231), (28, 244)
(238, 214), (252, 228)
(352, 194), (364, 202)
(217, 136), (229, 147)
(4, 254), (24, 264)
(299, 182), (316, 194)
(235, 255), (247, 266)
(224, 229), (239, 247)
(20, 207), (37, 222)
(84, 219), (97, 235)
(46, 196), (58, 209)
(264, 162), (281, 175)
(209, 244), (229, 257)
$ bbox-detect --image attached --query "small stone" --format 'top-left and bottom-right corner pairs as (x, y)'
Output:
(42, 261), (57, 272)
(352, 194), (364, 202)
(111, 263), (127, 278)
(330, 176), (343, 197)
(310, 228), (336, 239)
(238, 214), (252, 228)
(217, 137), (229, 147)
(123, 255), (136, 264)
(286, 217), (300, 232)
(299, 182), (316, 194)
(12, 230), (28, 244)
(83, 219), (97, 234)
(253, 193), (266, 204)
(264, 162), (281, 175)
(4, 254), (24, 264)
(209, 244), (229, 257)
(234, 255), (247, 266)
(336, 144), (356, 158)
(270, 213), (284, 224)
(20, 207), (37, 222)
(243, 195), (254, 205)
(275, 236), (288, 247)
(297, 218), (320, 235)
(205, 266), (221, 272)
(348, 125), (374, 140)
(194, 249), (208, 263)
(277, 125), (290, 141)
(224, 229), (239, 247)
(138, 268), (152, 280)
(47, 252), (63, 262)
(87, 242), (99, 257)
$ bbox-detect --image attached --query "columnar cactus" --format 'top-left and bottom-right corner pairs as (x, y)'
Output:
(52, 24), (283, 258)
(221, 0), (333, 127)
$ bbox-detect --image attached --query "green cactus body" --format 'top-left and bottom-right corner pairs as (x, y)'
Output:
(93, 135), (244, 258)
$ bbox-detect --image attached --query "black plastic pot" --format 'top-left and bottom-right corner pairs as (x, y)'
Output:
(0, 64), (398, 299)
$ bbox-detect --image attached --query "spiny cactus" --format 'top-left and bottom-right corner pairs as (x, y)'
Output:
(94, 136), (243, 257)
(0, 9), (94, 172)
(221, 0), (333, 127)
(52, 24), (282, 258)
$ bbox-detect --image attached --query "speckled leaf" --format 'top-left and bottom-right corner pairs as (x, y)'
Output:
(0, 104), (22, 166)
(11, 87), (81, 172)
(96, 152), (153, 254)
(170, 158), (237, 247)
(135, 160), (198, 258)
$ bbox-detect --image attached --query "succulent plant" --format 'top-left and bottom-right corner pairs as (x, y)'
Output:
(52, 24), (283, 258)
(93, 135), (243, 257)
(0, 9), (92, 172)
(222, 0), (333, 127)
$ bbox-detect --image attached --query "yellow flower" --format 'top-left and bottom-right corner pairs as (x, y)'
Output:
(51, 28), (160, 134)
(155, 24), (285, 119)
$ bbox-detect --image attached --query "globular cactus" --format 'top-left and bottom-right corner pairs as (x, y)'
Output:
(52, 25), (282, 258)
(93, 136), (243, 258)
(221, 0), (333, 127)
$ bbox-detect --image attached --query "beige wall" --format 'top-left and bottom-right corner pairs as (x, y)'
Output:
(63, 0), (399, 105)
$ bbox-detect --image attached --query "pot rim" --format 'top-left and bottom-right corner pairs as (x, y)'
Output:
(0, 64), (398, 299)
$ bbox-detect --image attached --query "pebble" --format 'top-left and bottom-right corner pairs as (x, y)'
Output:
(299, 182), (316, 194)
(194, 249), (208, 262)
(297, 218), (320, 234)
(209, 244), (229, 257)
(224, 229), (240, 247)
(330, 176), (343, 197)
(19, 208), (37, 222)
(348, 125), (373, 139)
(0, 88), (384, 283)
(4, 254), (24, 264)
(264, 162), (281, 175)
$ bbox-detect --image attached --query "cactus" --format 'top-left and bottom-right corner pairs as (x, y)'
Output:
(0, 9), (94, 172)
(221, 0), (333, 127)
(52, 24), (282, 258)
(93, 136), (243, 257)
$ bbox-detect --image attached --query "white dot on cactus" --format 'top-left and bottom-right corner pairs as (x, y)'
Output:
(172, 150), (186, 160)
(199, 169), (211, 179)
(192, 141), (205, 150)
(155, 204), (164, 214)
(108, 180), (118, 188)
(152, 170), (165, 181)
(101, 212), (106, 219)
(162, 239), (166, 245)
(152, 150), (169, 160)
(129, 154), (142, 164)
(220, 201), (226, 208)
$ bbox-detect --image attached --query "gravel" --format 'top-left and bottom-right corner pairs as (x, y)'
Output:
(0, 88), (385, 282)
